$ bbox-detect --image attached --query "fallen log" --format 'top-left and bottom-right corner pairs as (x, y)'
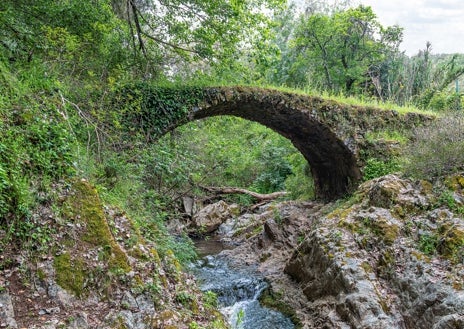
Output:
(200, 186), (288, 201)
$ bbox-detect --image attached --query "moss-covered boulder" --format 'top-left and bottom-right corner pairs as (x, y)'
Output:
(438, 221), (464, 261)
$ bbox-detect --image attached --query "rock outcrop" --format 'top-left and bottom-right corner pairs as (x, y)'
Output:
(0, 181), (226, 329)
(214, 174), (464, 329)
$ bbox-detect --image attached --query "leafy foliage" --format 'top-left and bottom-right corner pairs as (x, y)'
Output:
(0, 64), (75, 220)
(282, 5), (403, 94)
(363, 158), (401, 181)
(162, 116), (313, 199)
(110, 0), (285, 77)
(110, 83), (205, 141)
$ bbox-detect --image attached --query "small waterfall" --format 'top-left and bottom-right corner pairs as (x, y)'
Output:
(192, 254), (294, 329)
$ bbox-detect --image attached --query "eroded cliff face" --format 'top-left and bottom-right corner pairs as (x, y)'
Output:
(287, 174), (464, 329)
(213, 174), (464, 329)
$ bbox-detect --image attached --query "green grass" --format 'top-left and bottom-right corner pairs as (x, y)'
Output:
(162, 77), (438, 116)
(365, 130), (409, 145)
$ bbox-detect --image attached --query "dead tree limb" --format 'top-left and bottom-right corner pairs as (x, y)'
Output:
(200, 186), (288, 201)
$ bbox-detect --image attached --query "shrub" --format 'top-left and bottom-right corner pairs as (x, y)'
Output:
(403, 112), (464, 179)
(363, 157), (401, 181)
(417, 89), (462, 112)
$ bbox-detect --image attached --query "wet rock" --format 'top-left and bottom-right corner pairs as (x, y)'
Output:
(218, 213), (256, 237)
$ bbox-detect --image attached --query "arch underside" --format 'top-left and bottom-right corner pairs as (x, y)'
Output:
(192, 99), (362, 200)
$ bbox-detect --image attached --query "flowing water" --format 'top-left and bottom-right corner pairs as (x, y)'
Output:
(192, 239), (294, 329)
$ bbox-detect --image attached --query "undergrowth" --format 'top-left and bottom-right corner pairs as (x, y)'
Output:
(403, 112), (464, 179)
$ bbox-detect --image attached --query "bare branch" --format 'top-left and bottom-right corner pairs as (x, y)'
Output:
(200, 186), (288, 201)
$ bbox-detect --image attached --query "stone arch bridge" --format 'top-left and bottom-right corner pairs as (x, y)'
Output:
(116, 85), (430, 200)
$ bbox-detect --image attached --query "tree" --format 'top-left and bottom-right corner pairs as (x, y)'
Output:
(110, 0), (285, 78)
(290, 5), (403, 94)
(0, 0), (285, 81)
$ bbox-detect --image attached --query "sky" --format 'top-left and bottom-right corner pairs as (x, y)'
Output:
(291, 0), (464, 56)
(359, 0), (464, 55)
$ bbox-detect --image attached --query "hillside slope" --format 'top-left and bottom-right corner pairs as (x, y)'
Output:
(0, 180), (226, 328)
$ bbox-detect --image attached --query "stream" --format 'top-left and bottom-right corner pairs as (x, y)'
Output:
(191, 239), (295, 329)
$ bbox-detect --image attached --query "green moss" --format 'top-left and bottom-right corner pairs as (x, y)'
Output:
(361, 216), (399, 245)
(259, 289), (302, 328)
(36, 268), (46, 280)
(445, 174), (464, 191)
(410, 250), (429, 262)
(53, 252), (86, 297)
(66, 180), (130, 272)
(360, 261), (373, 273)
(375, 220), (399, 245)
(392, 205), (405, 219)
(419, 180), (434, 194)
(326, 192), (364, 219)
(377, 249), (396, 279)
(329, 205), (354, 221)
(110, 316), (129, 329)
(438, 223), (464, 261)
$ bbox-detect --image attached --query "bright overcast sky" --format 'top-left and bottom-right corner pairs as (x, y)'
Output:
(359, 0), (464, 55)
(291, 0), (464, 56)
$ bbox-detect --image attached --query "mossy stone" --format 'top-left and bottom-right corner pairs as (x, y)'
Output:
(445, 174), (464, 191)
(376, 220), (399, 245)
(53, 252), (86, 297)
(438, 222), (464, 261)
(258, 289), (302, 328)
(66, 180), (130, 273)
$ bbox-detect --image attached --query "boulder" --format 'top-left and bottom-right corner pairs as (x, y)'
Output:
(192, 201), (240, 233)
(363, 174), (433, 210)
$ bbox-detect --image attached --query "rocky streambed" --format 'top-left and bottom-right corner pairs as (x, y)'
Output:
(191, 253), (294, 329)
(189, 174), (464, 329)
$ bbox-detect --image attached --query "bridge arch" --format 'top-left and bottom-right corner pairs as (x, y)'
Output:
(188, 93), (361, 200)
(118, 85), (429, 200)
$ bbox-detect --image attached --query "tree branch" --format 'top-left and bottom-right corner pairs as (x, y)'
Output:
(200, 186), (288, 201)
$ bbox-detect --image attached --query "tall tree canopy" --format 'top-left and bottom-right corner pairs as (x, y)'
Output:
(0, 0), (285, 80)
(110, 0), (285, 77)
(288, 5), (403, 94)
